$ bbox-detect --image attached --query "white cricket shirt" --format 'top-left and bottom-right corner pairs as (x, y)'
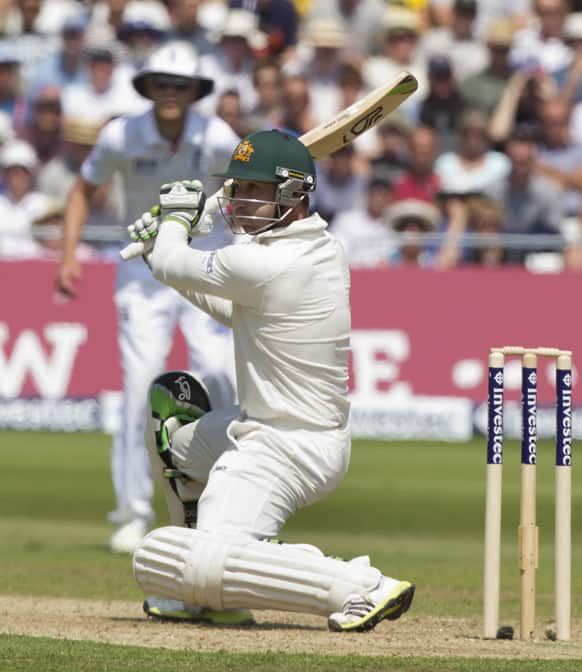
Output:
(151, 214), (351, 430)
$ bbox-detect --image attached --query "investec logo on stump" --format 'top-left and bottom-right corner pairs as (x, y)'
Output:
(524, 370), (537, 465)
(559, 371), (573, 466)
(488, 368), (504, 464)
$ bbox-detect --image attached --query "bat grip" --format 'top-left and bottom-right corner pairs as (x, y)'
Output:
(119, 188), (223, 261)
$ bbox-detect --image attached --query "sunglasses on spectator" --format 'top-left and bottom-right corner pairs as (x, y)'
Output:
(151, 76), (193, 91)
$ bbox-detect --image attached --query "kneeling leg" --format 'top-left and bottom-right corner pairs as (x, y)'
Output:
(134, 526), (415, 630)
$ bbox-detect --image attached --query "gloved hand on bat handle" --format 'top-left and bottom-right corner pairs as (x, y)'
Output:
(127, 180), (209, 245)
(159, 179), (207, 234)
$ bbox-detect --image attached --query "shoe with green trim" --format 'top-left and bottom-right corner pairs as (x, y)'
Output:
(143, 597), (255, 626)
(328, 579), (415, 632)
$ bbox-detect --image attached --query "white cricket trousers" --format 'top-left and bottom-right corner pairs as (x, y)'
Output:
(111, 277), (236, 525)
(169, 408), (351, 538)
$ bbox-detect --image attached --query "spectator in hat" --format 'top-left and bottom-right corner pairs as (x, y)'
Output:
(307, 0), (386, 57)
(0, 191), (36, 258)
(198, 9), (265, 115)
(61, 42), (139, 123)
(333, 175), (396, 268)
(167, 0), (215, 56)
(460, 18), (515, 118)
(289, 16), (347, 125)
(38, 117), (103, 200)
(419, 0), (487, 82)
(19, 86), (63, 165)
(392, 125), (441, 204)
(419, 55), (467, 153)
(362, 7), (427, 122)
(0, 138), (47, 225)
(117, 1), (171, 71)
(386, 198), (441, 267)
(435, 109), (511, 195)
(28, 14), (89, 94)
(0, 50), (28, 130)
(37, 117), (123, 252)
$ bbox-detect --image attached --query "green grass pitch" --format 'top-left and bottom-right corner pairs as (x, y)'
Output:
(0, 430), (580, 670)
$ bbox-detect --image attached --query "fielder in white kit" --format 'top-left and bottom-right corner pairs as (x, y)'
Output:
(129, 130), (416, 631)
(56, 42), (240, 555)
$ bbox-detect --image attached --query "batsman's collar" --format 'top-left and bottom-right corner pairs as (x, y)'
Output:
(255, 213), (328, 242)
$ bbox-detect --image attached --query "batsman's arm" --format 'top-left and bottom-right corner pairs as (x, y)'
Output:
(57, 176), (98, 298)
(183, 291), (233, 327)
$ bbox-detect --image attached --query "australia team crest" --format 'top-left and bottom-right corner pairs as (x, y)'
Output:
(232, 139), (254, 162)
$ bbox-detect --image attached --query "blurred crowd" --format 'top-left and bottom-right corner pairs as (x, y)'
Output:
(2, 0), (582, 270)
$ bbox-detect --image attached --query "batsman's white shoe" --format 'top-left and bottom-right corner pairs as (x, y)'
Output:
(143, 597), (255, 626)
(328, 578), (415, 633)
(109, 519), (148, 554)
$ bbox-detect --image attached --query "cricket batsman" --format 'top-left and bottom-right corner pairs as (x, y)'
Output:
(129, 129), (416, 631)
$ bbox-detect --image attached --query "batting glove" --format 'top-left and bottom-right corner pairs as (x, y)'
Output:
(127, 206), (161, 243)
(160, 180), (207, 235)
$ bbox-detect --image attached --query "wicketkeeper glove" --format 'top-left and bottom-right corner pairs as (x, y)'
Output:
(159, 179), (207, 235)
(127, 206), (161, 243)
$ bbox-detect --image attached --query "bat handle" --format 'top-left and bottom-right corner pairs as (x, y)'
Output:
(119, 240), (149, 260)
(119, 188), (224, 261)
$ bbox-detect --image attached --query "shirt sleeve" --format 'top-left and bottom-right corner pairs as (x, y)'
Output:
(80, 118), (122, 186)
(183, 291), (233, 327)
(151, 219), (275, 307)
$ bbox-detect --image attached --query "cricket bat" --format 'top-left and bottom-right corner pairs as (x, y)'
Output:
(120, 72), (418, 260)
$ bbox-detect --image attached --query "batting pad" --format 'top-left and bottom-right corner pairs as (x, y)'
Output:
(133, 526), (382, 616)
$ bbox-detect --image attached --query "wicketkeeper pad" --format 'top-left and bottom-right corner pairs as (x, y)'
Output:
(133, 526), (381, 615)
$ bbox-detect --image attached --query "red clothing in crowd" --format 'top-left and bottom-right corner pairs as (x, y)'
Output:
(392, 172), (441, 203)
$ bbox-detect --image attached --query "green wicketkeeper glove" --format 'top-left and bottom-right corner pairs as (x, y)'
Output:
(159, 180), (207, 235)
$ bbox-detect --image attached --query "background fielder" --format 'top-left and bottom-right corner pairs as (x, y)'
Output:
(56, 41), (240, 554)
(129, 129), (416, 631)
